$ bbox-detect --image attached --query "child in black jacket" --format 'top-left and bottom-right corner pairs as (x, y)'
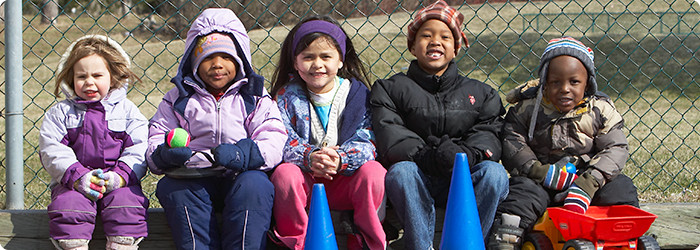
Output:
(370, 0), (509, 248)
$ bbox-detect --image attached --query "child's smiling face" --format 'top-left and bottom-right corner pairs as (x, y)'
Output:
(410, 19), (455, 76)
(73, 54), (111, 101)
(294, 36), (344, 94)
(545, 55), (589, 112)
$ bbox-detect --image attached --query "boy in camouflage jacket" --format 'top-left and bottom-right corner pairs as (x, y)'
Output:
(487, 36), (639, 249)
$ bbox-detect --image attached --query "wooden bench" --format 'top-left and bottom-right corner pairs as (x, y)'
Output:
(0, 208), (173, 249)
(638, 203), (700, 250)
(0, 208), (365, 249)
(1, 204), (698, 249)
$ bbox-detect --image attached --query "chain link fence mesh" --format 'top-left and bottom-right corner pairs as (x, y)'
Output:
(1, 0), (698, 209)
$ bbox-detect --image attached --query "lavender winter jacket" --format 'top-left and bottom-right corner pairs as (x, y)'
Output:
(147, 8), (287, 175)
(40, 36), (148, 189)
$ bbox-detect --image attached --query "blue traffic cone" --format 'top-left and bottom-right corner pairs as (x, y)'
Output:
(304, 183), (338, 250)
(440, 153), (485, 249)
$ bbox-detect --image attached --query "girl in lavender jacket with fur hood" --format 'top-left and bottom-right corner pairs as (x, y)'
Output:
(146, 8), (287, 250)
(40, 35), (149, 250)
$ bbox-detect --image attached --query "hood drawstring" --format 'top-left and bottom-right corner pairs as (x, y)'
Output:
(528, 62), (548, 141)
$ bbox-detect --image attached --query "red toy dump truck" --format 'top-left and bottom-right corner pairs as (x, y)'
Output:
(523, 205), (660, 250)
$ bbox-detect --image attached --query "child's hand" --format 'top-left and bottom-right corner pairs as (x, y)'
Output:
(100, 171), (125, 193)
(310, 146), (340, 180)
(543, 157), (577, 190)
(236, 139), (266, 170)
(213, 143), (246, 172)
(318, 146), (341, 169)
(74, 169), (106, 201)
(435, 135), (464, 178)
(151, 144), (192, 170)
(563, 183), (591, 214)
(212, 139), (265, 172)
(413, 138), (439, 176)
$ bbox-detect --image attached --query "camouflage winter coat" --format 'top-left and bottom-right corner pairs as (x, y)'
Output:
(501, 79), (629, 196)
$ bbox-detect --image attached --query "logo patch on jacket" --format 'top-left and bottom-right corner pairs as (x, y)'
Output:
(469, 95), (476, 105)
(485, 149), (493, 158)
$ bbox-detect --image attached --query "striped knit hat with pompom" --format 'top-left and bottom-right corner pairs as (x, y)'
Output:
(538, 36), (597, 95)
(527, 36), (598, 141)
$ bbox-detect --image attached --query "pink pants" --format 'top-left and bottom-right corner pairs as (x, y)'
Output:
(271, 161), (386, 250)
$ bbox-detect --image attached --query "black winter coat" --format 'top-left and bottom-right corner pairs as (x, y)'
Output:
(370, 60), (505, 169)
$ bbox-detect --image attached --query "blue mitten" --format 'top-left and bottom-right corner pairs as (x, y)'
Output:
(236, 138), (265, 170)
(543, 157), (577, 190)
(212, 143), (245, 172)
(151, 144), (192, 170)
(74, 169), (106, 201)
(212, 138), (265, 172)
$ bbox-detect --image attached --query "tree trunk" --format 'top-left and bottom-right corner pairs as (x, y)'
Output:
(40, 0), (59, 25)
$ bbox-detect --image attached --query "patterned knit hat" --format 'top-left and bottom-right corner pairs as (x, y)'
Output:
(406, 0), (469, 52)
(539, 36), (597, 95)
(527, 36), (598, 141)
(192, 33), (243, 77)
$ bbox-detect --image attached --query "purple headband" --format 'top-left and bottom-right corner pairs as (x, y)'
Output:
(292, 20), (347, 60)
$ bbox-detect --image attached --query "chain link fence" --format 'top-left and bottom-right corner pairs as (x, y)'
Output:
(1, 0), (698, 209)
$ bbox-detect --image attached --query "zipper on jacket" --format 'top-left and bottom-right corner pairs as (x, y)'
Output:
(434, 75), (445, 133)
(216, 99), (222, 144)
(435, 93), (445, 133)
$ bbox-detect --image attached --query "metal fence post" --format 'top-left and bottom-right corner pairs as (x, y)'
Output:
(4, 0), (24, 209)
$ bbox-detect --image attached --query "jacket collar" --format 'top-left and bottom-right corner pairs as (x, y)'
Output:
(68, 85), (127, 108)
(406, 60), (459, 93)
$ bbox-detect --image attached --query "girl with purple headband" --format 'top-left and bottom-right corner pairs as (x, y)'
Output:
(269, 15), (387, 249)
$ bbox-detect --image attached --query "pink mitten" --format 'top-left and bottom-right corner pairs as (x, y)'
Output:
(74, 169), (106, 201)
(100, 171), (125, 193)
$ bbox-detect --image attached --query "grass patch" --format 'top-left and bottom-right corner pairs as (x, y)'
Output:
(0, 0), (698, 208)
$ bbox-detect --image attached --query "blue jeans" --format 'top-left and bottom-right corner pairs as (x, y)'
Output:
(156, 170), (274, 250)
(385, 161), (509, 249)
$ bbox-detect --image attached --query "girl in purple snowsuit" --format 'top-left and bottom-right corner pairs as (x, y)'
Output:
(40, 35), (149, 250)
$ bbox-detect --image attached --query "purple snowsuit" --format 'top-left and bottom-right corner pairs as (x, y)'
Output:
(39, 36), (149, 240)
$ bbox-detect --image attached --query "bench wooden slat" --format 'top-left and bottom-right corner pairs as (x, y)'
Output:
(1, 204), (698, 249)
(640, 203), (700, 249)
(0, 208), (175, 249)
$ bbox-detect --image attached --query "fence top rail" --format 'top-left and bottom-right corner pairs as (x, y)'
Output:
(521, 10), (699, 17)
